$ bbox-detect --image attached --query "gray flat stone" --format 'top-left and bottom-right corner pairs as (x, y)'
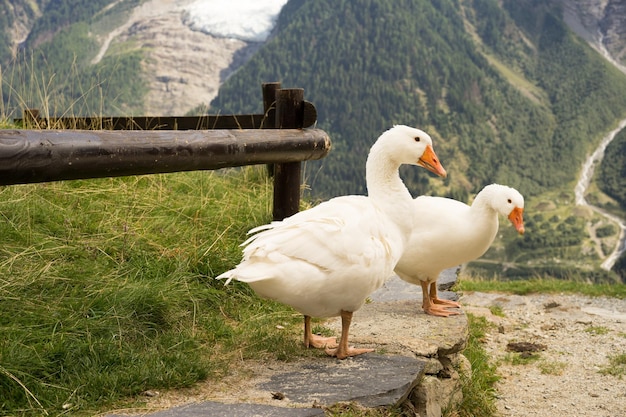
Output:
(108, 402), (324, 417)
(259, 353), (425, 408)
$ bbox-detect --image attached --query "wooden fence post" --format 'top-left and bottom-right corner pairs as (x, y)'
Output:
(262, 82), (280, 179)
(262, 82), (280, 127)
(273, 88), (304, 221)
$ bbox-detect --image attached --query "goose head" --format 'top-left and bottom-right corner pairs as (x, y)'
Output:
(482, 184), (525, 235)
(370, 125), (447, 178)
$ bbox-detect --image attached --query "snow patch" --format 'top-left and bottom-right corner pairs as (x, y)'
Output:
(183, 0), (288, 42)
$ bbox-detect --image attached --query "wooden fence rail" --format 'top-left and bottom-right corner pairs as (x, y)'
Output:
(0, 128), (330, 182)
(1, 82), (331, 220)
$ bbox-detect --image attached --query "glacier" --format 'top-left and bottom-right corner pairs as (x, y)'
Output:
(183, 0), (289, 42)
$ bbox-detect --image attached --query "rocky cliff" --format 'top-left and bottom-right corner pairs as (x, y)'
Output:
(92, 0), (259, 115)
(1, 0), (45, 60)
(1, 0), (260, 116)
(559, 0), (626, 70)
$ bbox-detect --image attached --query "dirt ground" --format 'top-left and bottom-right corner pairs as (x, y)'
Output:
(460, 291), (626, 417)
(107, 286), (626, 417)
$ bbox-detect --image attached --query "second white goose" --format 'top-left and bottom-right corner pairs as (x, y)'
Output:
(394, 183), (525, 317)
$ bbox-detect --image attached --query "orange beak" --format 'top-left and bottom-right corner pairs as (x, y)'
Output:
(418, 144), (447, 178)
(508, 206), (525, 235)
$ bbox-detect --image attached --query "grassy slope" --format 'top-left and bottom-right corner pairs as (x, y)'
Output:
(0, 169), (315, 416)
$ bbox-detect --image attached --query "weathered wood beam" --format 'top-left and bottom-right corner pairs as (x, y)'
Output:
(0, 128), (331, 186)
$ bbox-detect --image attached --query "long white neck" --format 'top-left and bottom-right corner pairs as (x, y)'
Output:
(365, 147), (415, 238)
(469, 188), (500, 230)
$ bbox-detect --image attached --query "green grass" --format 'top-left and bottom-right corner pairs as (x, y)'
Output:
(449, 314), (500, 417)
(585, 326), (610, 336)
(538, 360), (567, 376)
(455, 276), (626, 299)
(488, 305), (505, 317)
(0, 168), (311, 416)
(503, 352), (541, 366)
(599, 352), (626, 378)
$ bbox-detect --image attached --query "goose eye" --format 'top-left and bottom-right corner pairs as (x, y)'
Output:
(414, 137), (421, 142)
(507, 199), (512, 204)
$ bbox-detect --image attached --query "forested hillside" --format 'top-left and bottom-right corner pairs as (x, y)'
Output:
(211, 0), (626, 202)
(599, 130), (626, 211)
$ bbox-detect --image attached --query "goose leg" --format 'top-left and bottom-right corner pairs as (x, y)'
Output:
(304, 315), (337, 349)
(429, 282), (461, 308)
(421, 281), (459, 317)
(325, 310), (373, 359)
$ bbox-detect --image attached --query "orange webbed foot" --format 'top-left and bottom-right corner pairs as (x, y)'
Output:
(432, 297), (461, 308)
(325, 345), (374, 360)
(306, 333), (338, 349)
(423, 304), (461, 317)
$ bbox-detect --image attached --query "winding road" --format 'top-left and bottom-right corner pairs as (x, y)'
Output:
(574, 33), (626, 271)
(574, 119), (626, 270)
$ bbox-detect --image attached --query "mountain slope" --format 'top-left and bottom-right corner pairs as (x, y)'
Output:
(210, 0), (626, 280)
(561, 0), (626, 70)
(0, 0), (270, 117)
(1, 0), (147, 116)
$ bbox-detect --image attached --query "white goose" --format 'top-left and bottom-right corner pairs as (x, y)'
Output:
(394, 183), (525, 317)
(217, 125), (447, 359)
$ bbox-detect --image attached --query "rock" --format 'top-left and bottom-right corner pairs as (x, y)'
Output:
(322, 274), (468, 415)
(326, 297), (468, 358)
(410, 373), (462, 417)
(259, 354), (425, 408)
(116, 13), (250, 115)
(437, 268), (459, 291)
(369, 268), (459, 303)
(422, 357), (444, 375)
(506, 342), (547, 353)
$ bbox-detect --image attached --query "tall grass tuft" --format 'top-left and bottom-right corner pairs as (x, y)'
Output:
(452, 314), (500, 417)
(0, 168), (305, 416)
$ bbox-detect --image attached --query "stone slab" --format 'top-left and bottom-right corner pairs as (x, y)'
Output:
(259, 353), (425, 408)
